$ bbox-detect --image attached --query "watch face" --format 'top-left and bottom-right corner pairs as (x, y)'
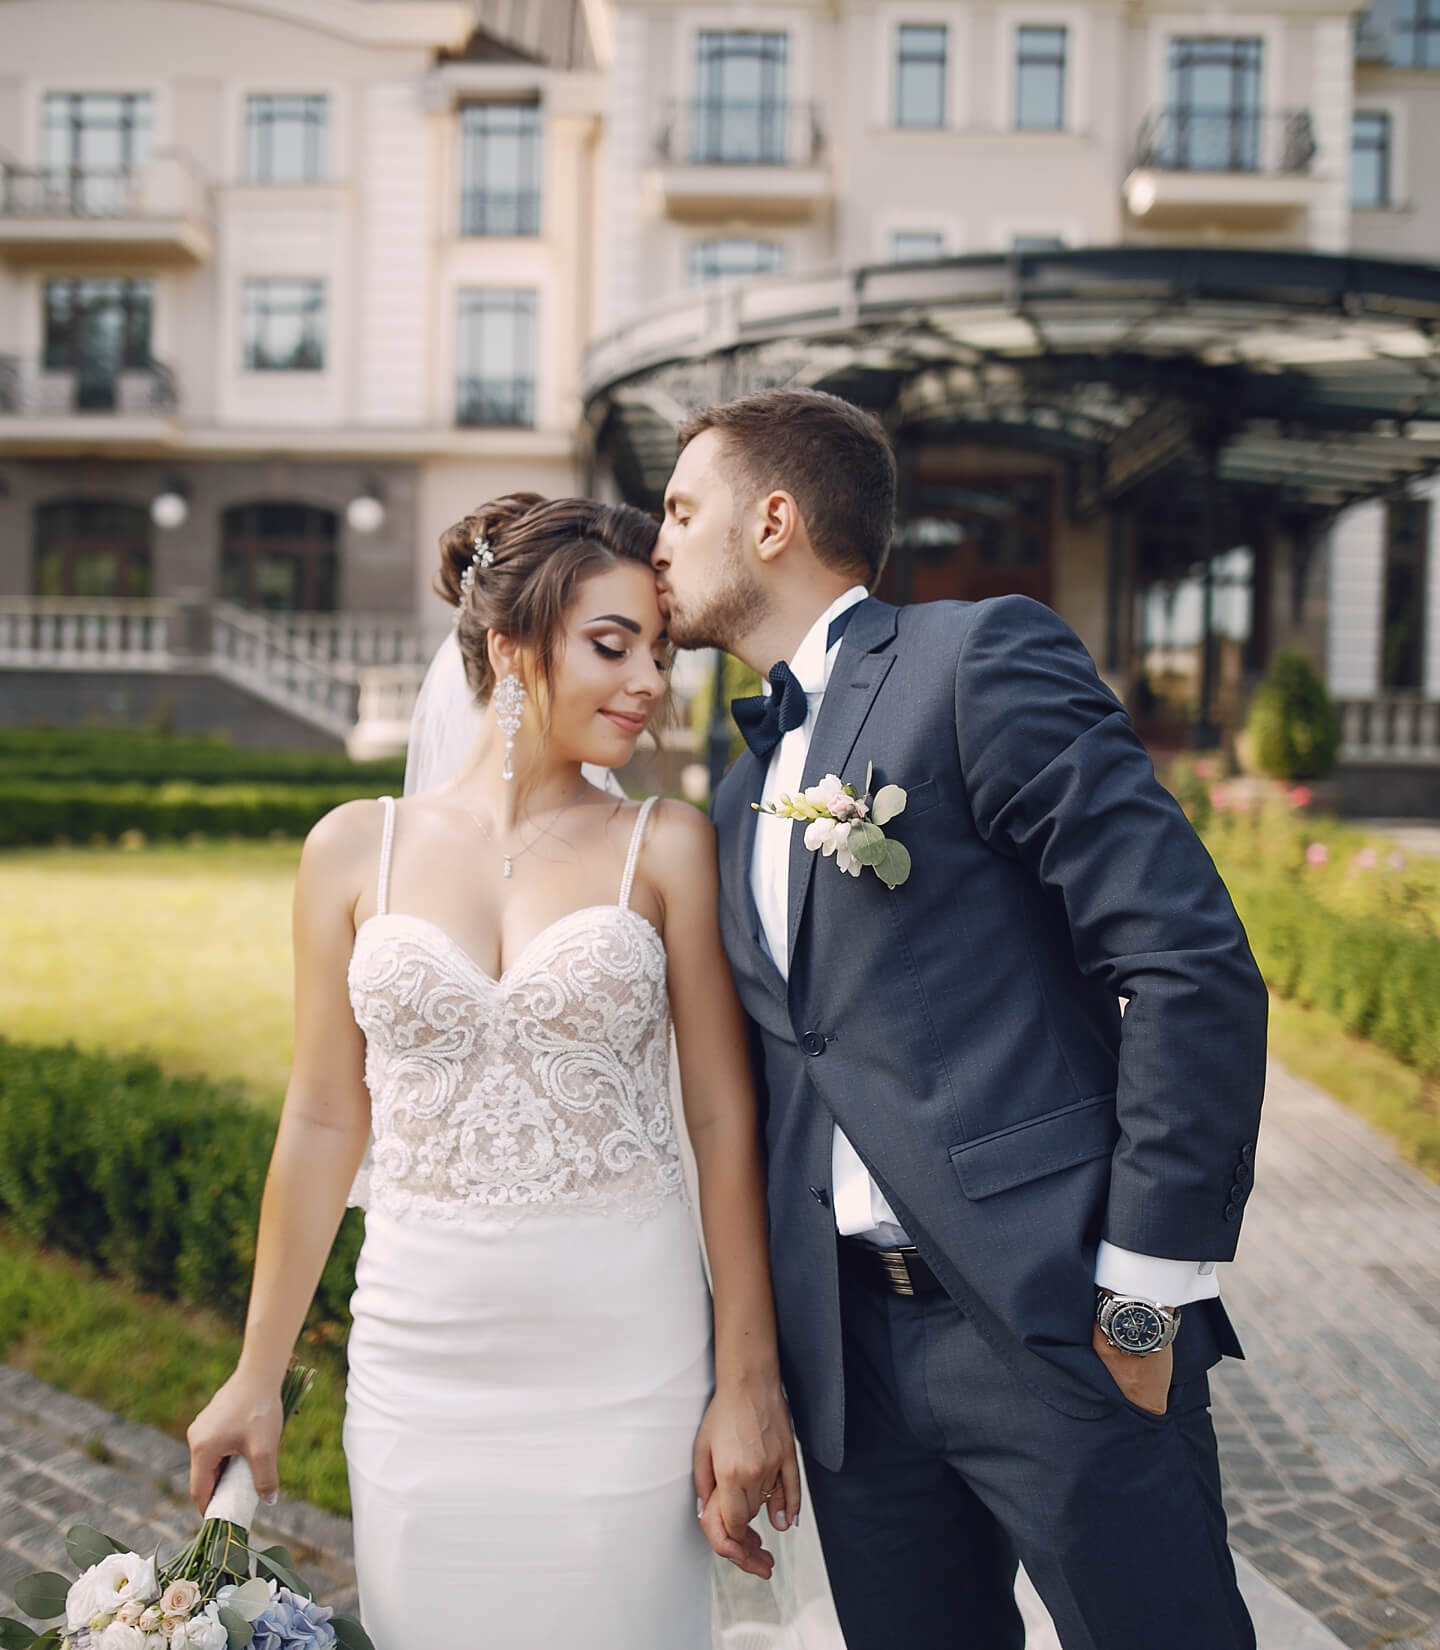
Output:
(1109, 1302), (1165, 1353)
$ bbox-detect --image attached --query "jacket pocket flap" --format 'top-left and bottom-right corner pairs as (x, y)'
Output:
(949, 1094), (1117, 1201)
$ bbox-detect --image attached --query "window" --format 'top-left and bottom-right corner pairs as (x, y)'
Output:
(456, 290), (537, 426)
(242, 280), (326, 371)
(459, 104), (542, 235)
(1352, 112), (1392, 207)
(895, 25), (947, 128)
(694, 32), (790, 163)
(1012, 234), (1065, 251)
(33, 500), (152, 598)
(1015, 27), (1067, 129)
(1382, 498), (1429, 691)
(689, 239), (785, 284)
(1164, 38), (1263, 171)
(1390, 0), (1440, 66)
(221, 503), (338, 613)
(891, 230), (945, 261)
(42, 93), (152, 212)
(43, 279), (153, 409)
(245, 95), (328, 184)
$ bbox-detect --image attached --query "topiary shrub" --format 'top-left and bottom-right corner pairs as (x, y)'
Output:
(1245, 651), (1341, 781)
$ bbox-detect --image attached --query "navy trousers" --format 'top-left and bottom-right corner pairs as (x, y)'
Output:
(803, 1253), (1256, 1650)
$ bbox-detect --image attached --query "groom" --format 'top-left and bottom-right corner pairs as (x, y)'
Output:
(653, 389), (1268, 1650)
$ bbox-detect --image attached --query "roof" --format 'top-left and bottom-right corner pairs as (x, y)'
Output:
(583, 247), (1440, 514)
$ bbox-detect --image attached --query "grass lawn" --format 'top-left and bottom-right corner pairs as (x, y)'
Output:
(0, 841), (298, 1110)
(0, 1226), (350, 1517)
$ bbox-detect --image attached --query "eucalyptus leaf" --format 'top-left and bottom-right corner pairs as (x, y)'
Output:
(255, 1545), (295, 1572)
(871, 785), (908, 826)
(64, 1524), (122, 1571)
(227, 1578), (273, 1621)
(254, 1551), (312, 1600)
(875, 840), (912, 888)
(10, 1576), (68, 1622)
(217, 1605), (254, 1648)
(0, 1620), (39, 1648)
(31, 1634), (62, 1650)
(331, 1615), (377, 1650)
(846, 822), (887, 866)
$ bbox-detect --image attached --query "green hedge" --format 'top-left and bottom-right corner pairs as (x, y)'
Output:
(0, 1037), (361, 1337)
(0, 729), (404, 787)
(0, 780), (388, 845)
(1224, 867), (1440, 1078)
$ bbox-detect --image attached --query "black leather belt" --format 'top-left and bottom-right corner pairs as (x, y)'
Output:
(841, 1240), (946, 1298)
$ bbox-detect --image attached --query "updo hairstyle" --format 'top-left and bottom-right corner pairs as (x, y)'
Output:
(436, 495), (661, 705)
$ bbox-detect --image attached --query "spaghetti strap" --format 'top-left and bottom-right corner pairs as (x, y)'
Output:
(618, 796), (658, 911)
(376, 795), (397, 916)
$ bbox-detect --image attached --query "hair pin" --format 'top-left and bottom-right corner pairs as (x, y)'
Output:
(459, 535), (495, 597)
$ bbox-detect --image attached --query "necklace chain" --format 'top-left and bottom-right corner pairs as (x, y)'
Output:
(459, 782), (589, 880)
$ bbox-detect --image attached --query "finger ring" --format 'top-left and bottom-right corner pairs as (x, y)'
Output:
(760, 1486), (776, 1500)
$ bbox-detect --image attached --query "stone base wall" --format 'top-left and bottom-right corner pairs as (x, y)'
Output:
(1336, 763), (1440, 820)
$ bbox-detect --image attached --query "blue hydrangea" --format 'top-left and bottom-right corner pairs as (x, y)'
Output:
(248, 1585), (337, 1650)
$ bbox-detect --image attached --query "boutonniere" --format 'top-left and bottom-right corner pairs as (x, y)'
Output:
(754, 764), (911, 888)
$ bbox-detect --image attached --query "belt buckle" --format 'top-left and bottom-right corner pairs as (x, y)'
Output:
(876, 1246), (916, 1297)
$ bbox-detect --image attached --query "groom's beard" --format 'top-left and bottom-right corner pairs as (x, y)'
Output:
(664, 520), (769, 653)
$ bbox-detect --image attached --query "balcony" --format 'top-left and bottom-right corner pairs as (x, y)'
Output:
(647, 101), (831, 223)
(0, 356), (180, 451)
(1123, 109), (1324, 231)
(0, 152), (213, 267)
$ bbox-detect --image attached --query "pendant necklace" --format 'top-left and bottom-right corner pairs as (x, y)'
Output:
(461, 782), (588, 879)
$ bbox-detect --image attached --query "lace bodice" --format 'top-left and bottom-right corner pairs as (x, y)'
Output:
(347, 796), (686, 1225)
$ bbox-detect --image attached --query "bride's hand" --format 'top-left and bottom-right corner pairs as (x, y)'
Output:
(693, 1373), (801, 1577)
(186, 1370), (284, 1515)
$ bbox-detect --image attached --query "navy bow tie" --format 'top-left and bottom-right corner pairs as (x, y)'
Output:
(731, 604), (861, 763)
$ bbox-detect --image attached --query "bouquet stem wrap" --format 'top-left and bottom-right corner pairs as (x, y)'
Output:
(203, 1452), (261, 1531)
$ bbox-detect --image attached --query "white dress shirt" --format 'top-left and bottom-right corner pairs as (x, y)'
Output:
(747, 587), (1219, 1308)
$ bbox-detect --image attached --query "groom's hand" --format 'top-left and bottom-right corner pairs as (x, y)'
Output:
(1092, 1325), (1173, 1416)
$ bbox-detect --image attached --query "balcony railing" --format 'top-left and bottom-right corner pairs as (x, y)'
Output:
(654, 100), (825, 168)
(0, 356), (178, 417)
(1133, 109), (1317, 176)
(456, 376), (535, 428)
(0, 599), (179, 669)
(0, 152), (209, 220)
(1338, 696), (1440, 765)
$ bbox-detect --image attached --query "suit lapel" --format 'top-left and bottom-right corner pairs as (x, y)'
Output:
(785, 600), (899, 968)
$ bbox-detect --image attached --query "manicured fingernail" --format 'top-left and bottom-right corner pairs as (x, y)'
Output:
(774, 1510), (789, 1530)
(263, 1490), (278, 1506)
(696, 1496), (705, 1518)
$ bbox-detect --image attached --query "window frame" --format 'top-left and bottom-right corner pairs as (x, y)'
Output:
(244, 94), (329, 185)
(894, 23), (949, 129)
(41, 92), (154, 211)
(688, 237), (787, 285)
(458, 101), (543, 236)
(1381, 495), (1430, 693)
(241, 278), (327, 373)
(1014, 25), (1068, 130)
(691, 30), (791, 164)
(1351, 109), (1393, 208)
(455, 288), (538, 428)
(890, 229), (946, 261)
(1389, 0), (1440, 67)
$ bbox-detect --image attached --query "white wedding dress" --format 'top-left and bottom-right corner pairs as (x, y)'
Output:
(344, 793), (716, 1649)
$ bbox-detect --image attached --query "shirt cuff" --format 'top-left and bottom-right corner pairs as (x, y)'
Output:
(1094, 1243), (1221, 1307)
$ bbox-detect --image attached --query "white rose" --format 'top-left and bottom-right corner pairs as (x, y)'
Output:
(180, 1606), (229, 1650)
(98, 1623), (146, 1650)
(88, 1553), (159, 1616)
(159, 1581), (200, 1618)
(66, 1571), (100, 1632)
(139, 1606), (164, 1632)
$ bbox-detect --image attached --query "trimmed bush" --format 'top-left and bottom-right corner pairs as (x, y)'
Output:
(0, 1038), (362, 1335)
(0, 780), (388, 846)
(1245, 651), (1341, 781)
(0, 729), (404, 787)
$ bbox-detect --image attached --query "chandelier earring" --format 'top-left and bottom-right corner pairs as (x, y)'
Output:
(492, 671), (527, 782)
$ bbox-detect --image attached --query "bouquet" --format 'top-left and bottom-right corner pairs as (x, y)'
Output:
(0, 1369), (372, 1650)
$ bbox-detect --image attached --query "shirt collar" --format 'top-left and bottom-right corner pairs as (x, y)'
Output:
(782, 584), (869, 697)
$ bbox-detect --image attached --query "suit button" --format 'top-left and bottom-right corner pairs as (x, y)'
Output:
(1229, 1183), (1245, 1203)
(801, 1031), (826, 1056)
(1233, 1162), (1252, 1186)
(1224, 1201), (1240, 1221)
(1241, 1143), (1255, 1166)
(809, 1185), (831, 1209)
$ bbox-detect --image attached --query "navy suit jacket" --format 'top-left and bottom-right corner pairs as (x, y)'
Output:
(712, 594), (1268, 1471)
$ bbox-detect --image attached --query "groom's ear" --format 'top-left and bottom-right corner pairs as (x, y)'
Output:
(755, 488), (802, 565)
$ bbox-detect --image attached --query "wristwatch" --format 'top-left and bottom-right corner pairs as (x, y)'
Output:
(1095, 1288), (1181, 1356)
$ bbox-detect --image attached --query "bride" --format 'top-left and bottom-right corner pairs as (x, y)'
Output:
(187, 494), (800, 1650)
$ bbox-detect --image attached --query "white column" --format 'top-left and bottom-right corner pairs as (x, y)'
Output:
(357, 82), (433, 426)
(1326, 499), (1384, 697)
(1308, 18), (1352, 254)
(598, 9), (653, 330)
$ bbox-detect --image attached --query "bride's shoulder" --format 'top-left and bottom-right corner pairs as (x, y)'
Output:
(636, 797), (715, 875)
(301, 795), (389, 870)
